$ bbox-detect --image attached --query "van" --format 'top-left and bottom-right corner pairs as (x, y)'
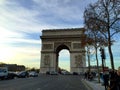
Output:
(0, 67), (8, 80)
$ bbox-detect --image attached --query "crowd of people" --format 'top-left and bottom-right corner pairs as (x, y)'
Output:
(84, 67), (120, 90)
(84, 71), (96, 80)
(103, 67), (120, 90)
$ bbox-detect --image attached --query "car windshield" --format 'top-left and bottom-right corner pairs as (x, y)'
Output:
(0, 69), (6, 72)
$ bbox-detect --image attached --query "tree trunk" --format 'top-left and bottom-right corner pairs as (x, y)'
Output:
(108, 43), (114, 70)
(108, 26), (114, 70)
(87, 46), (91, 72)
(95, 47), (100, 83)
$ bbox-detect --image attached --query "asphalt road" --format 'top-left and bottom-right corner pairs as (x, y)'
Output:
(0, 75), (88, 90)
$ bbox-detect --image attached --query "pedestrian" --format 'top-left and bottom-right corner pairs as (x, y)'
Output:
(87, 71), (90, 80)
(84, 72), (87, 80)
(116, 67), (120, 90)
(109, 70), (117, 90)
(103, 72), (109, 90)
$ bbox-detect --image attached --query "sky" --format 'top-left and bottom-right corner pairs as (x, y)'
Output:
(0, 0), (120, 70)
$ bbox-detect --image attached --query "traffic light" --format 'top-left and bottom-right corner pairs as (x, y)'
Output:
(100, 47), (106, 59)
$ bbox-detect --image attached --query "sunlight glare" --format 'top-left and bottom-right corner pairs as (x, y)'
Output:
(0, 46), (15, 62)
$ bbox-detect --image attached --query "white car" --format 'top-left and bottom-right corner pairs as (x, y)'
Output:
(29, 71), (38, 77)
(49, 71), (58, 75)
(61, 71), (71, 75)
(0, 67), (8, 80)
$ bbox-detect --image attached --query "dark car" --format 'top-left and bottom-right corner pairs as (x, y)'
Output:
(46, 71), (50, 75)
(73, 72), (79, 75)
(17, 71), (29, 78)
(7, 72), (18, 79)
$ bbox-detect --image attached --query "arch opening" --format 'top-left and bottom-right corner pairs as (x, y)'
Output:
(56, 45), (70, 72)
(58, 49), (70, 72)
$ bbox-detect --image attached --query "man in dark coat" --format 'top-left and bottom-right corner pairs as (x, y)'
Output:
(109, 70), (117, 90)
(116, 67), (120, 90)
(103, 72), (109, 90)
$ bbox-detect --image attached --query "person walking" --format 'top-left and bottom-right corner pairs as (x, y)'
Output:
(103, 72), (109, 90)
(109, 70), (117, 90)
(116, 67), (120, 90)
(84, 72), (87, 80)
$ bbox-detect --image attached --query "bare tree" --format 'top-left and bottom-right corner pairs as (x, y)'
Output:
(84, 0), (120, 70)
(81, 35), (93, 72)
(85, 29), (105, 82)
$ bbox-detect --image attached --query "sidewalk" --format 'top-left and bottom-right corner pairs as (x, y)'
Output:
(82, 78), (105, 90)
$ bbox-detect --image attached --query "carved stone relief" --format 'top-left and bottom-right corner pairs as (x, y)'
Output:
(42, 44), (53, 50)
(44, 55), (50, 66)
(73, 43), (81, 49)
(75, 55), (83, 67)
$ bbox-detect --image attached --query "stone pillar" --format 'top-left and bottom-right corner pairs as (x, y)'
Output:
(70, 52), (85, 73)
(40, 52), (56, 73)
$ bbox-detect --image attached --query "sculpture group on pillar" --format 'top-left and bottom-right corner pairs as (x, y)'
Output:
(75, 55), (83, 67)
(44, 55), (50, 66)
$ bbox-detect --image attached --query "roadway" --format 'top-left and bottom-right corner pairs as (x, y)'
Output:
(0, 75), (88, 90)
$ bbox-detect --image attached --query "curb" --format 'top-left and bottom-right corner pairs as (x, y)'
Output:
(82, 79), (93, 90)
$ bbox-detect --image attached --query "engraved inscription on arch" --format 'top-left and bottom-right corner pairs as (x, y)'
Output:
(42, 44), (53, 50)
(73, 43), (81, 49)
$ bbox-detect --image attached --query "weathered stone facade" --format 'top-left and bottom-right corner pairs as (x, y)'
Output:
(40, 28), (86, 73)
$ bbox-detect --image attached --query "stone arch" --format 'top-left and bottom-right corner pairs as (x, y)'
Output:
(40, 28), (86, 73)
(55, 44), (70, 71)
(56, 44), (70, 53)
(54, 42), (71, 52)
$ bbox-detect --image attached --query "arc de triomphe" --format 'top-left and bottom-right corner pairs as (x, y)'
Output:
(40, 28), (86, 73)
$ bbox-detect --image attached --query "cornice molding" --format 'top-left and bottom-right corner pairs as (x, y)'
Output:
(42, 27), (85, 31)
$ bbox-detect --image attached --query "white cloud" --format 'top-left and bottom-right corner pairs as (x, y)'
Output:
(0, 0), (98, 35)
(33, 0), (98, 22)
(0, 1), (50, 33)
(10, 38), (41, 44)
(0, 27), (22, 38)
(33, 0), (83, 21)
(0, 0), (5, 5)
(0, 0), (98, 34)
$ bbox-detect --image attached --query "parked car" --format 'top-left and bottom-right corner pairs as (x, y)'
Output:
(7, 72), (18, 79)
(49, 71), (58, 75)
(17, 71), (29, 78)
(73, 72), (79, 75)
(46, 71), (50, 75)
(29, 71), (38, 77)
(61, 71), (71, 75)
(0, 67), (8, 80)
